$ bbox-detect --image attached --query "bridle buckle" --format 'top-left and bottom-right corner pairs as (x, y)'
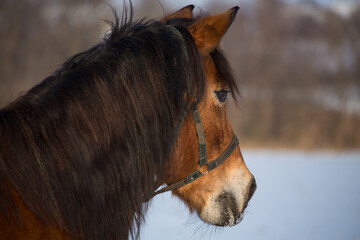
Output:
(197, 164), (208, 176)
(185, 92), (197, 104)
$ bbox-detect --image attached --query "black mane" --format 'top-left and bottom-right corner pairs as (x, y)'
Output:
(0, 9), (237, 240)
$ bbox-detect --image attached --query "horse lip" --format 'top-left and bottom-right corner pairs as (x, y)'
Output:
(213, 212), (244, 227)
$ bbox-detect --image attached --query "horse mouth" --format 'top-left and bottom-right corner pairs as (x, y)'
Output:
(214, 192), (244, 227)
(214, 212), (244, 227)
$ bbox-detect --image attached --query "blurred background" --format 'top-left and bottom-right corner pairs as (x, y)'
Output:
(1, 0), (359, 149)
(0, 0), (359, 239)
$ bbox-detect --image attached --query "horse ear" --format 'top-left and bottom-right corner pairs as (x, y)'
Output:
(188, 7), (239, 53)
(161, 5), (194, 22)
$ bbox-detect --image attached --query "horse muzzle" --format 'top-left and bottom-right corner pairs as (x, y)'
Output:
(199, 177), (256, 226)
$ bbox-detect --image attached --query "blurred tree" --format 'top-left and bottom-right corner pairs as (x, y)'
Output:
(0, 0), (104, 105)
(0, 0), (359, 148)
(221, 0), (360, 148)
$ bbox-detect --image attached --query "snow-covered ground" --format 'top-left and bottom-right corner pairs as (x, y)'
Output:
(141, 149), (360, 240)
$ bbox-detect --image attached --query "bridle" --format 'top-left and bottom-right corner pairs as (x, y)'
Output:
(152, 104), (239, 196)
(152, 25), (239, 197)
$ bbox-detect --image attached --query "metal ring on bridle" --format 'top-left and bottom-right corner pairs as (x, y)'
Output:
(185, 92), (197, 104)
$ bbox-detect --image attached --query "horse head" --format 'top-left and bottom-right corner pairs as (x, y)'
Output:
(160, 7), (257, 227)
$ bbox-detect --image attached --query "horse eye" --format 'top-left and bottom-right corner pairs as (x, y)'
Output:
(215, 90), (229, 103)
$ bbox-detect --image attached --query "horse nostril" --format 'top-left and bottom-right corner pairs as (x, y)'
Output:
(216, 192), (238, 212)
(248, 178), (257, 201)
(218, 192), (234, 202)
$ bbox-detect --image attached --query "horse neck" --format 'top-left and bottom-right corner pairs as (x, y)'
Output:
(0, 98), (153, 240)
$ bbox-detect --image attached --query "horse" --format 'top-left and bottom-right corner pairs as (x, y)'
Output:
(0, 5), (256, 240)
